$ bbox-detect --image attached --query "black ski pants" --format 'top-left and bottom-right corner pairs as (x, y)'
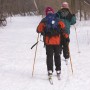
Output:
(60, 35), (70, 59)
(46, 45), (61, 72)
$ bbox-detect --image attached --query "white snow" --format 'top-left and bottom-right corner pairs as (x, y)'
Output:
(0, 15), (90, 90)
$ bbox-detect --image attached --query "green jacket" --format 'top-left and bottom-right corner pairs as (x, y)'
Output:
(56, 8), (76, 34)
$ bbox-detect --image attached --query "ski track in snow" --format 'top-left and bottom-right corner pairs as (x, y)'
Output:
(0, 16), (90, 90)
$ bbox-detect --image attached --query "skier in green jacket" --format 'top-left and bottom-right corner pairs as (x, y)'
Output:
(56, 2), (76, 64)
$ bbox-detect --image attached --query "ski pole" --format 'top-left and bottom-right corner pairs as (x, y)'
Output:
(31, 34), (43, 49)
(68, 44), (73, 74)
(74, 26), (80, 53)
(32, 33), (39, 77)
(31, 41), (39, 49)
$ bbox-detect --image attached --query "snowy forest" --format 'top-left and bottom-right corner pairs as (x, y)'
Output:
(0, 0), (90, 90)
(0, 0), (90, 21)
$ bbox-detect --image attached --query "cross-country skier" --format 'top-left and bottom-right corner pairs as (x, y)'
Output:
(37, 7), (69, 79)
(56, 2), (76, 64)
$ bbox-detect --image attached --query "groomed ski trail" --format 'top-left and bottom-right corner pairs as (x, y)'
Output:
(0, 16), (90, 90)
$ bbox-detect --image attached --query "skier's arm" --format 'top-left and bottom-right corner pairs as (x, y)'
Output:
(70, 14), (76, 25)
(37, 23), (45, 33)
(58, 20), (65, 30)
(37, 19), (46, 33)
(58, 20), (69, 39)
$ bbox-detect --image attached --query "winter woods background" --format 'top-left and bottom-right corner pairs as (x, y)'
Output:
(0, 0), (90, 26)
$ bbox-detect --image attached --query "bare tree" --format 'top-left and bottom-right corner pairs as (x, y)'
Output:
(0, 0), (90, 21)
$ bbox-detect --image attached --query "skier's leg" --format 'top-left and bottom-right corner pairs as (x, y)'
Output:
(46, 45), (53, 73)
(54, 45), (61, 72)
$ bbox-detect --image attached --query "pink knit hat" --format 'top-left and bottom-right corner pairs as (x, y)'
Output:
(61, 2), (69, 8)
(45, 7), (54, 15)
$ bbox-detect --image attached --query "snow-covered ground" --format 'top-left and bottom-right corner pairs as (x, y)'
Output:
(0, 16), (90, 90)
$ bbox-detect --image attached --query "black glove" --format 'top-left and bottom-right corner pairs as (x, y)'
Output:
(65, 37), (70, 43)
(41, 31), (45, 36)
(72, 14), (75, 17)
